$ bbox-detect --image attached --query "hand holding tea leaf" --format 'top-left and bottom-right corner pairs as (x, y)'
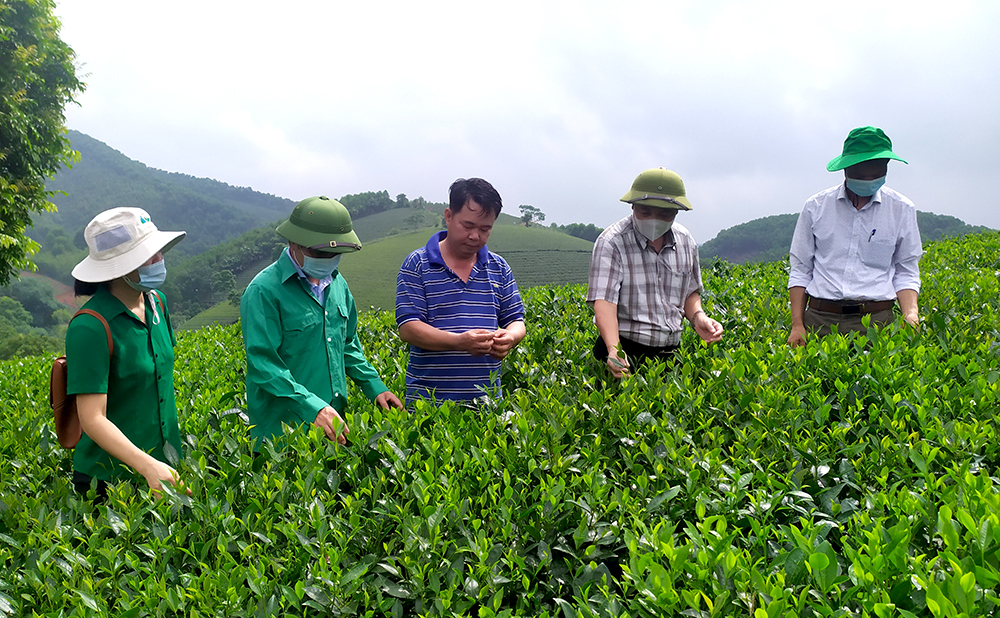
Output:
(143, 460), (190, 496)
(607, 344), (630, 379)
(459, 329), (497, 356)
(489, 322), (526, 359)
(314, 405), (350, 445)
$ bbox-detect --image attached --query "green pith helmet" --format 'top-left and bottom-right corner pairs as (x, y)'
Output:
(276, 196), (362, 253)
(620, 167), (693, 210)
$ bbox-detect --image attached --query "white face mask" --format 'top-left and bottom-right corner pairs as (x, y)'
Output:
(632, 213), (672, 241)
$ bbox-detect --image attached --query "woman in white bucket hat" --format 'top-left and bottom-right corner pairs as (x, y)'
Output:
(65, 207), (188, 499)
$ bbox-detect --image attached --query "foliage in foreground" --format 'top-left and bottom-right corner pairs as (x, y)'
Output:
(0, 0), (84, 286)
(1, 231), (999, 617)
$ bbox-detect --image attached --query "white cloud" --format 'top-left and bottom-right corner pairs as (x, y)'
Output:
(56, 0), (1000, 241)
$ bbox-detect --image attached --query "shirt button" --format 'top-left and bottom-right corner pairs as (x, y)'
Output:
(327, 337), (332, 342)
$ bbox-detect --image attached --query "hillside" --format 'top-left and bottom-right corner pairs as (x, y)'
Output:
(37, 130), (295, 258)
(181, 223), (594, 327)
(700, 210), (993, 264)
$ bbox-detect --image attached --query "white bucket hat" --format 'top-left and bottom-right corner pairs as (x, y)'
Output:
(71, 208), (186, 283)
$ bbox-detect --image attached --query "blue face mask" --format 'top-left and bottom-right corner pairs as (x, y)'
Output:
(124, 259), (166, 292)
(301, 254), (342, 279)
(846, 176), (886, 197)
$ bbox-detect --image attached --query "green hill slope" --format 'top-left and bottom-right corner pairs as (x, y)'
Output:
(700, 210), (993, 264)
(38, 130), (295, 258)
(182, 223), (594, 327)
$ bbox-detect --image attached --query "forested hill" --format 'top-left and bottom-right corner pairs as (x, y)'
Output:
(700, 211), (993, 264)
(37, 130), (296, 257)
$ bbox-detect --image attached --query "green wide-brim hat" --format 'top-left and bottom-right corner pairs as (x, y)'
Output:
(826, 126), (908, 171)
(620, 167), (693, 210)
(276, 195), (362, 253)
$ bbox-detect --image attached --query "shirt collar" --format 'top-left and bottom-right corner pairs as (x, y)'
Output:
(87, 286), (130, 319)
(426, 230), (489, 267)
(278, 247), (334, 286)
(837, 182), (883, 209)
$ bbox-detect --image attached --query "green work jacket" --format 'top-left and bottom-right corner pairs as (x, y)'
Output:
(241, 252), (388, 446)
(66, 288), (182, 482)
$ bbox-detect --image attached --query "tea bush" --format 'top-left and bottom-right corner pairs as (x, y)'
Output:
(1, 232), (999, 617)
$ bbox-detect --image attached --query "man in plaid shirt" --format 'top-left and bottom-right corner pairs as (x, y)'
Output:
(587, 168), (724, 378)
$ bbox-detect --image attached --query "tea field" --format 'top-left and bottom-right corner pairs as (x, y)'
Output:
(1, 231), (999, 617)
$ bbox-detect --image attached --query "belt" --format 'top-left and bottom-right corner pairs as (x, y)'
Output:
(807, 297), (896, 315)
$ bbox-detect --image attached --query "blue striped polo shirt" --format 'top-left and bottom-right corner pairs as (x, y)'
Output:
(396, 231), (524, 403)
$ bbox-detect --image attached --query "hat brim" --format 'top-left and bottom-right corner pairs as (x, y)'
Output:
(620, 191), (692, 211)
(71, 230), (186, 283)
(276, 220), (362, 253)
(827, 150), (908, 172)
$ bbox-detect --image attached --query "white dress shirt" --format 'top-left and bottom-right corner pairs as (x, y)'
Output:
(788, 183), (922, 301)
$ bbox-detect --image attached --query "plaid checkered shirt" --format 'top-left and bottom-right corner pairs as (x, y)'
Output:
(587, 216), (702, 348)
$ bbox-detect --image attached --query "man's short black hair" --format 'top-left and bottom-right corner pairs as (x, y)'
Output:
(449, 178), (503, 218)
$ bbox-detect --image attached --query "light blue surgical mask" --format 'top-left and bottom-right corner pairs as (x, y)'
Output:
(301, 254), (342, 279)
(124, 259), (166, 292)
(846, 176), (886, 197)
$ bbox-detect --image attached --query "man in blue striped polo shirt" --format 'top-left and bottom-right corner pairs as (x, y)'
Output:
(395, 178), (526, 404)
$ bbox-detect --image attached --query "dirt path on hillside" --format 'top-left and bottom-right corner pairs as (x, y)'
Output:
(20, 271), (85, 310)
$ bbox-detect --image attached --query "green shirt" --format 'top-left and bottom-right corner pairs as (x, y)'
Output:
(241, 251), (389, 446)
(66, 288), (182, 482)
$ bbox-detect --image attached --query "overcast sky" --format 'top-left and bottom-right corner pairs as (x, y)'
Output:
(55, 0), (1000, 243)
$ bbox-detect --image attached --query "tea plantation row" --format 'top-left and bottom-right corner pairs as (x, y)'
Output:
(1, 231), (999, 617)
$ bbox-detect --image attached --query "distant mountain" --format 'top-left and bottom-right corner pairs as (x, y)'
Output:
(37, 130), (295, 257)
(700, 211), (993, 264)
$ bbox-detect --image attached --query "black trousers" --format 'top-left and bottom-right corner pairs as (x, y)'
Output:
(593, 335), (679, 368)
(73, 471), (109, 502)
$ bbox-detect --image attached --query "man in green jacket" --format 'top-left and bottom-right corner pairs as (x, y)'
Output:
(241, 196), (403, 448)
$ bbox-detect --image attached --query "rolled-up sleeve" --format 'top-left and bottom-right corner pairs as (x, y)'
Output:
(892, 207), (922, 293)
(787, 207), (815, 289)
(587, 234), (623, 305)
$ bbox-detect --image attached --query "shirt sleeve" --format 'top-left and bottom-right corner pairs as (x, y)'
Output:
(495, 258), (524, 328)
(395, 252), (427, 327)
(342, 289), (390, 400)
(684, 243), (704, 301)
(788, 204), (816, 289)
(241, 281), (329, 425)
(66, 313), (111, 395)
(587, 233), (624, 305)
(892, 206), (923, 293)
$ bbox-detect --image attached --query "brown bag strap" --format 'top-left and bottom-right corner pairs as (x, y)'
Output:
(72, 308), (113, 356)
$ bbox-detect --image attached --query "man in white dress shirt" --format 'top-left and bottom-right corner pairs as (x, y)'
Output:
(787, 126), (922, 346)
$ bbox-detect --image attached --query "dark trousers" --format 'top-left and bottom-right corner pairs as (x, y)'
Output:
(73, 471), (109, 502)
(593, 335), (679, 368)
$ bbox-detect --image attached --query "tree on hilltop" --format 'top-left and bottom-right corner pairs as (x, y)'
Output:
(519, 205), (545, 227)
(0, 0), (84, 285)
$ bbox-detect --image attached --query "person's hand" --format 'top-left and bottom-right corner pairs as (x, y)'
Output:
(458, 329), (496, 356)
(489, 328), (519, 360)
(375, 391), (403, 410)
(606, 346), (630, 379)
(787, 324), (807, 347)
(903, 312), (920, 330)
(314, 405), (349, 445)
(142, 459), (190, 496)
(693, 313), (724, 344)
